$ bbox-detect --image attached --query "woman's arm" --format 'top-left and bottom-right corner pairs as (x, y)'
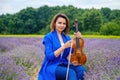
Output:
(54, 39), (73, 57)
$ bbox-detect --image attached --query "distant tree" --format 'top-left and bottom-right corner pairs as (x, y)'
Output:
(109, 10), (120, 21)
(0, 19), (6, 33)
(7, 19), (15, 33)
(0, 5), (120, 35)
(101, 7), (111, 22)
(24, 19), (37, 34)
(100, 20), (120, 35)
(17, 7), (36, 21)
(82, 8), (102, 32)
(34, 5), (52, 34)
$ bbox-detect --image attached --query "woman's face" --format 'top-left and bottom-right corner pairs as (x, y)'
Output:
(55, 17), (66, 33)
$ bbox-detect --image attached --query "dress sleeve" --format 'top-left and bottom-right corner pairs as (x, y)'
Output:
(42, 35), (56, 60)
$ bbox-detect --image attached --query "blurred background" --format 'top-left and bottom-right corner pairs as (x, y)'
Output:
(0, 0), (120, 35)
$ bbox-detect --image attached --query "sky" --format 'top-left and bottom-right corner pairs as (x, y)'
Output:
(0, 0), (120, 15)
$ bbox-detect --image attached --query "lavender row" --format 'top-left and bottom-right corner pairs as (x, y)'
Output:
(84, 38), (120, 80)
(0, 37), (44, 80)
(0, 37), (120, 80)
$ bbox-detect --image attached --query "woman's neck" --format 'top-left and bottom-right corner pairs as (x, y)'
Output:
(56, 30), (61, 35)
(57, 31), (64, 44)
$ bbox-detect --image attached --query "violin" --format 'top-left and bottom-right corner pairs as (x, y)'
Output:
(70, 19), (87, 65)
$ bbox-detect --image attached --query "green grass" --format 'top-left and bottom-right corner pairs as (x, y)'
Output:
(83, 35), (120, 39)
(0, 34), (120, 39)
(71, 34), (120, 39)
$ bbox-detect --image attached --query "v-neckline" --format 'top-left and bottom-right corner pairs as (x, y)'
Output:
(57, 33), (64, 46)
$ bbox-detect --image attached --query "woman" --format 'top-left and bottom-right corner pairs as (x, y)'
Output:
(38, 13), (86, 80)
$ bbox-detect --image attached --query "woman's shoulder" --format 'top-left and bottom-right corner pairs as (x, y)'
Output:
(42, 32), (53, 43)
(43, 31), (55, 40)
(44, 32), (52, 38)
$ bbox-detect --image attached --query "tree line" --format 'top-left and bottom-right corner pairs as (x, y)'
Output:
(0, 5), (120, 35)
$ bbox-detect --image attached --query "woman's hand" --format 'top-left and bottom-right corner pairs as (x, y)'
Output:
(71, 61), (81, 66)
(64, 39), (73, 48)
(74, 31), (82, 38)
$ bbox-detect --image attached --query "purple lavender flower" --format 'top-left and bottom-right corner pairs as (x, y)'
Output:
(0, 37), (120, 80)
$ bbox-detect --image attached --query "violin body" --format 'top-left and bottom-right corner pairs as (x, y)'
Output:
(70, 38), (87, 65)
(70, 19), (87, 65)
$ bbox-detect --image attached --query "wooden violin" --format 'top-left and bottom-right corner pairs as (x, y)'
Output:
(70, 19), (87, 65)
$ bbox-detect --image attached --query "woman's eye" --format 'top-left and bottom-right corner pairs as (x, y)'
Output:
(57, 22), (66, 25)
(58, 22), (62, 24)
(63, 23), (66, 25)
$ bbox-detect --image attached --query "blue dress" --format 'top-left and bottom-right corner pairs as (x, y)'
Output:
(38, 30), (71, 80)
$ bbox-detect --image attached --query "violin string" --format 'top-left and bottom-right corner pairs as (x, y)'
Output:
(66, 39), (73, 80)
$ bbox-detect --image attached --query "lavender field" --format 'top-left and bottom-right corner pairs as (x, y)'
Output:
(0, 37), (120, 80)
